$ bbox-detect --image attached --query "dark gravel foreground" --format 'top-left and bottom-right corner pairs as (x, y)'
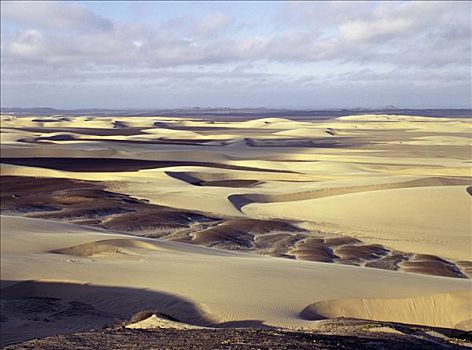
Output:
(4, 326), (471, 350)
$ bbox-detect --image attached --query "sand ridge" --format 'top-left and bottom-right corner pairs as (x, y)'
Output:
(300, 290), (471, 331)
(1, 113), (471, 346)
(1, 215), (471, 346)
(2, 175), (469, 278)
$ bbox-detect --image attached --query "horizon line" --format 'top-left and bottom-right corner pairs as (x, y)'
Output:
(2, 106), (472, 111)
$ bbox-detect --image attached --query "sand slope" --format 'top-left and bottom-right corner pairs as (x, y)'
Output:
(245, 186), (471, 261)
(1, 114), (471, 346)
(301, 290), (471, 330)
(1, 215), (471, 346)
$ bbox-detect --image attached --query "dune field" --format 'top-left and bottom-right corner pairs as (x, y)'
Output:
(1, 113), (471, 347)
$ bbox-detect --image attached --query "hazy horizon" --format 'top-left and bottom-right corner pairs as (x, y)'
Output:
(1, 106), (472, 111)
(2, 106), (472, 111)
(1, 1), (471, 109)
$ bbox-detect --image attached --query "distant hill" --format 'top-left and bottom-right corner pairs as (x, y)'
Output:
(1, 107), (470, 119)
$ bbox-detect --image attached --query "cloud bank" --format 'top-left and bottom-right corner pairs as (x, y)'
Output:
(1, 1), (470, 108)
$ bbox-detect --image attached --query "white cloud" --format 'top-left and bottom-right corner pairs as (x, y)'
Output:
(196, 13), (233, 35)
(0, 1), (470, 108)
(2, 1), (469, 68)
(1, 1), (112, 31)
(7, 29), (44, 57)
(339, 18), (413, 42)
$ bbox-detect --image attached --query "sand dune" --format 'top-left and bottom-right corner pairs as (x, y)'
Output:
(246, 185), (471, 261)
(1, 113), (471, 346)
(229, 176), (471, 210)
(300, 290), (471, 330)
(51, 238), (161, 257)
(2, 215), (470, 346)
(336, 114), (459, 122)
(3, 174), (468, 278)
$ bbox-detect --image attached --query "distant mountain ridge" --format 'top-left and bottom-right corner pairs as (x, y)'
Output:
(1, 107), (471, 119)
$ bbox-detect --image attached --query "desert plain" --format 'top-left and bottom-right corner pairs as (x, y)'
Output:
(0, 112), (471, 348)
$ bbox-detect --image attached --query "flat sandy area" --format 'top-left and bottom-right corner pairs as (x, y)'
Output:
(1, 113), (471, 346)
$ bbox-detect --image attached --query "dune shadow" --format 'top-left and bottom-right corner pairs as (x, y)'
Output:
(0, 157), (296, 173)
(167, 171), (261, 188)
(0, 280), (214, 347)
(166, 171), (202, 185)
(228, 176), (471, 211)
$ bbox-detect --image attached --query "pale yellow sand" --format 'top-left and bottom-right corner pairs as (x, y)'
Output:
(126, 314), (208, 330)
(301, 290), (472, 331)
(1, 114), (471, 341)
(1, 114), (471, 253)
(245, 185), (472, 261)
(1, 215), (471, 331)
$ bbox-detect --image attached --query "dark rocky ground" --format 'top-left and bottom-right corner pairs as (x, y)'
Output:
(4, 319), (471, 350)
(1, 175), (470, 279)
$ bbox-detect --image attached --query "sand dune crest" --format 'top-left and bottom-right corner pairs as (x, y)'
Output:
(51, 239), (161, 257)
(300, 290), (472, 330)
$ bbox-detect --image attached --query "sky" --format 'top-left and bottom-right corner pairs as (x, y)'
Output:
(1, 1), (471, 109)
